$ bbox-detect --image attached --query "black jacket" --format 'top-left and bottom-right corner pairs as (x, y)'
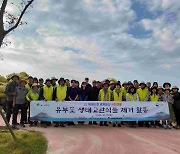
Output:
(173, 92), (180, 109)
(88, 87), (101, 101)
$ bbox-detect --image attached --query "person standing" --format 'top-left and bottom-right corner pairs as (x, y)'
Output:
(137, 82), (149, 127)
(39, 78), (54, 127)
(112, 83), (123, 127)
(109, 81), (116, 93)
(149, 87), (161, 128)
(33, 77), (38, 84)
(158, 86), (164, 101)
(133, 80), (139, 90)
(171, 86), (180, 129)
(65, 79), (70, 87)
(88, 80), (100, 125)
(25, 76), (34, 124)
(126, 86), (139, 102)
(163, 82), (171, 89)
(121, 82), (128, 101)
(67, 80), (79, 126)
(78, 82), (89, 124)
(12, 80), (28, 128)
(88, 80), (99, 101)
(137, 82), (149, 101)
(85, 77), (92, 94)
(25, 76), (33, 92)
(5, 74), (19, 124)
(146, 82), (151, 91)
(51, 77), (58, 90)
(79, 82), (89, 101)
(53, 78), (67, 127)
(126, 86), (139, 128)
(98, 82), (112, 126)
(38, 78), (44, 91)
(161, 88), (174, 129)
(152, 82), (158, 88)
(26, 83), (39, 126)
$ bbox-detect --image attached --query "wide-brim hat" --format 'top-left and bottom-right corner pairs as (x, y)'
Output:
(163, 82), (171, 88)
(28, 76), (33, 80)
(51, 77), (58, 81)
(172, 86), (179, 91)
(139, 81), (146, 86)
(110, 81), (116, 85)
(11, 74), (19, 80)
(45, 78), (51, 83)
(58, 78), (65, 83)
(32, 83), (38, 87)
(102, 82), (109, 86)
(39, 78), (44, 81)
(122, 82), (128, 87)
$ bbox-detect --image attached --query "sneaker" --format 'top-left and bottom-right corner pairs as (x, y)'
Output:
(174, 125), (180, 129)
(100, 123), (103, 126)
(71, 122), (75, 126)
(12, 124), (17, 129)
(167, 125), (172, 129)
(29, 124), (33, 127)
(163, 125), (168, 129)
(118, 124), (121, 127)
(89, 122), (92, 125)
(54, 124), (59, 127)
(47, 122), (51, 126)
(41, 123), (47, 128)
(24, 121), (28, 124)
(20, 123), (25, 127)
(113, 124), (116, 127)
(155, 125), (160, 129)
(104, 123), (108, 126)
(60, 123), (65, 127)
(93, 122), (97, 125)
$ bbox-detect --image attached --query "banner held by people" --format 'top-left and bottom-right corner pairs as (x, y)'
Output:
(30, 101), (170, 122)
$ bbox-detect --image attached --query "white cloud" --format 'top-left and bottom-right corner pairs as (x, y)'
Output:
(160, 64), (172, 69)
(1, 0), (180, 87)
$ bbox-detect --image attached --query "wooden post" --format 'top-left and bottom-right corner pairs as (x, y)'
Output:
(0, 106), (16, 140)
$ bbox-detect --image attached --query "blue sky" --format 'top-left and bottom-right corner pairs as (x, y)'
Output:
(0, 0), (180, 87)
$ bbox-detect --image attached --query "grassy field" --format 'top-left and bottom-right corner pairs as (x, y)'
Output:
(0, 130), (47, 154)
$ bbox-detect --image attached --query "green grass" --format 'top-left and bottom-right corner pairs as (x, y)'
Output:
(0, 131), (47, 154)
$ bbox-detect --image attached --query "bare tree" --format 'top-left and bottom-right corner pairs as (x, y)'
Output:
(0, 0), (34, 138)
(0, 0), (34, 48)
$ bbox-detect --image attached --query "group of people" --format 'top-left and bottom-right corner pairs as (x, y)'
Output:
(4, 74), (180, 129)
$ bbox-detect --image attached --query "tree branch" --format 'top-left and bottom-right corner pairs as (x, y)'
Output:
(0, 0), (8, 14)
(5, 0), (34, 35)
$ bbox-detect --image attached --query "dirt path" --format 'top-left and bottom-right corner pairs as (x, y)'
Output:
(1, 118), (180, 154)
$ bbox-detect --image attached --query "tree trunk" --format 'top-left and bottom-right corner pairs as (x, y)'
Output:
(0, 35), (3, 47)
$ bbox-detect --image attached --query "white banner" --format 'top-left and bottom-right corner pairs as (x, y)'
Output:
(30, 101), (170, 121)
